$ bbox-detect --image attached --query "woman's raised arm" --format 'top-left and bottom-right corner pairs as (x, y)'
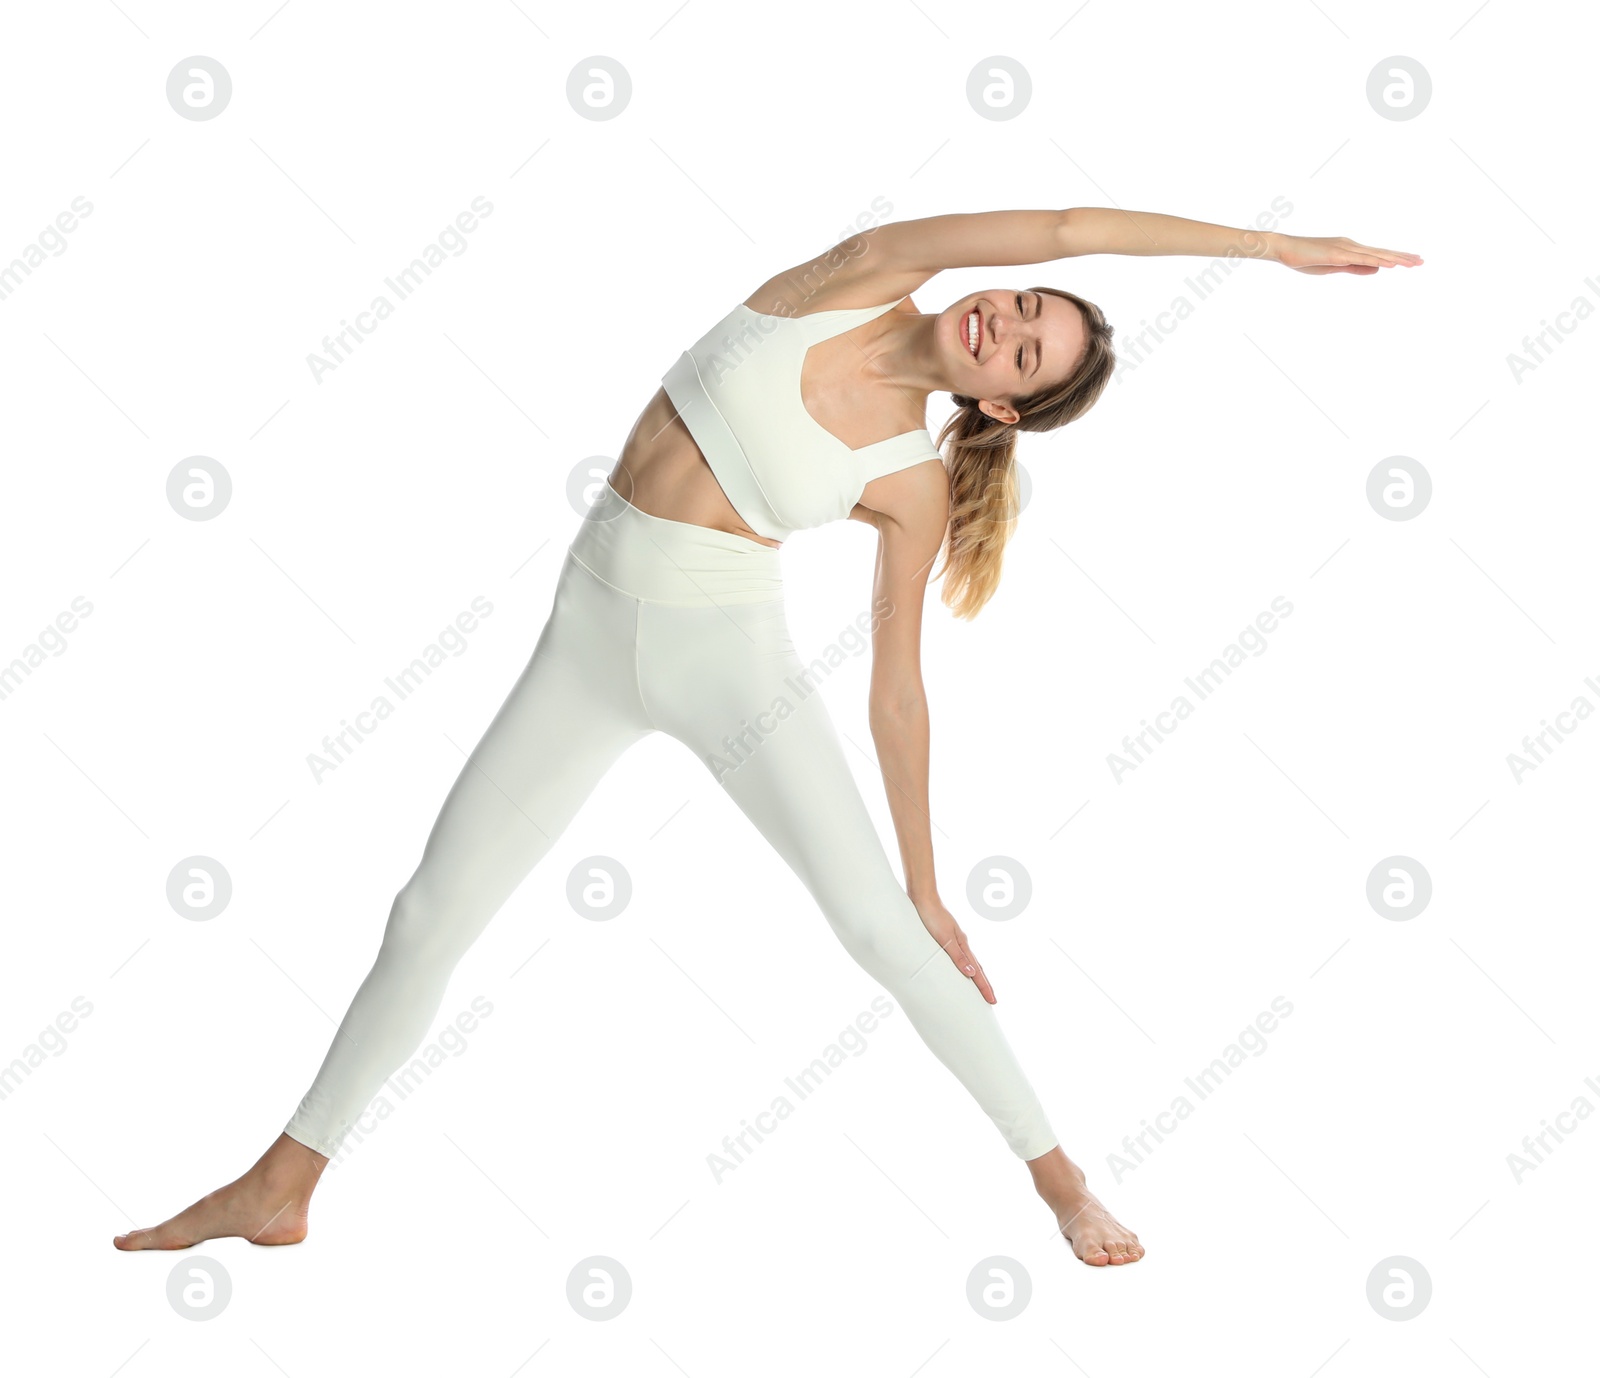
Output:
(1054, 206), (1421, 273)
(860, 206), (1420, 277)
(747, 209), (1072, 314)
(867, 208), (1074, 273)
(749, 206), (1421, 323)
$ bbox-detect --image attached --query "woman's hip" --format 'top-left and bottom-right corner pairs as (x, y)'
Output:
(566, 478), (783, 607)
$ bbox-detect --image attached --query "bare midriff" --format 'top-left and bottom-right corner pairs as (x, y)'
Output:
(605, 387), (784, 549)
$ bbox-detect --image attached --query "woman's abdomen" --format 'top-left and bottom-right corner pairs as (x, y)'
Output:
(608, 388), (783, 549)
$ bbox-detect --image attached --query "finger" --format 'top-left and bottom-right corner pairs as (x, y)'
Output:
(972, 962), (997, 1004)
(1293, 256), (1364, 271)
(955, 939), (998, 1004)
(1359, 243), (1424, 264)
(1311, 247), (1405, 270)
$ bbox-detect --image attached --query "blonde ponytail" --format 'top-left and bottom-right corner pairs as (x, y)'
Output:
(932, 285), (1116, 619)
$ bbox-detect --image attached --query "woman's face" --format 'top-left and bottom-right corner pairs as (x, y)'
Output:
(944, 289), (1087, 418)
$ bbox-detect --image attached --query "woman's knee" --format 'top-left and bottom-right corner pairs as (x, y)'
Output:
(823, 893), (940, 985)
(378, 875), (489, 967)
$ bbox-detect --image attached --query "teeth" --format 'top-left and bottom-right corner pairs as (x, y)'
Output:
(966, 309), (979, 356)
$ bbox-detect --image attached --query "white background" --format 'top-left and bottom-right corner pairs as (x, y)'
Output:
(2, 0), (1594, 1373)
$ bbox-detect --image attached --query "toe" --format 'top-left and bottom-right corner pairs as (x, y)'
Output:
(124, 1221), (187, 1250)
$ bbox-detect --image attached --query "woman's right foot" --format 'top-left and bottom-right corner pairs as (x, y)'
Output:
(113, 1133), (327, 1250)
(1028, 1145), (1146, 1267)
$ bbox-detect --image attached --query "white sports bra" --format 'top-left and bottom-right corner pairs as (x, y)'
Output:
(661, 295), (943, 543)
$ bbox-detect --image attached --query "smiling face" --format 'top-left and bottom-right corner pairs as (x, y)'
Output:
(947, 288), (1088, 422)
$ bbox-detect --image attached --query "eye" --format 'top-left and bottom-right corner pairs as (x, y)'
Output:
(1015, 293), (1025, 369)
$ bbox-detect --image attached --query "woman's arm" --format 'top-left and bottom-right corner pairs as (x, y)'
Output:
(866, 205), (1419, 271)
(860, 205), (1273, 275)
(746, 210), (1072, 314)
(756, 208), (1420, 312)
(858, 463), (999, 1003)
(1059, 206), (1281, 259)
(1056, 207), (1421, 273)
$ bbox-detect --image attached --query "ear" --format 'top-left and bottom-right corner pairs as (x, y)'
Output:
(977, 398), (1020, 426)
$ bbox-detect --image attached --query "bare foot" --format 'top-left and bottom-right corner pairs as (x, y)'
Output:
(112, 1133), (328, 1251)
(1029, 1147), (1145, 1267)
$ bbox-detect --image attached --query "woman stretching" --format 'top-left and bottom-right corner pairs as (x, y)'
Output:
(113, 208), (1419, 1266)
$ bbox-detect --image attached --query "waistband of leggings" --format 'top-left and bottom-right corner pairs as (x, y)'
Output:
(566, 478), (784, 606)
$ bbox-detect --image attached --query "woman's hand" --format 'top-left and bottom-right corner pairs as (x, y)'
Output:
(1273, 232), (1423, 275)
(912, 893), (997, 1004)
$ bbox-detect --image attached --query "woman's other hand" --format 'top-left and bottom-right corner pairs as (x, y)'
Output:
(912, 893), (997, 1004)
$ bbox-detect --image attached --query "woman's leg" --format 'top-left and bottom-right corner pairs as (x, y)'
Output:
(638, 596), (1058, 1155)
(114, 553), (654, 1249)
(636, 594), (1144, 1264)
(281, 553), (656, 1158)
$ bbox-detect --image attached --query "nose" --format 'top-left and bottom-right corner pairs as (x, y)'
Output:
(990, 298), (1017, 343)
(998, 299), (1026, 349)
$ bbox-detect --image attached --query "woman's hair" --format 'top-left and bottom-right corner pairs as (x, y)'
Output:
(933, 285), (1115, 619)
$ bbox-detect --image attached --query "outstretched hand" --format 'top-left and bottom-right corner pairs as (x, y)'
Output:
(1274, 233), (1423, 275)
(912, 894), (996, 1004)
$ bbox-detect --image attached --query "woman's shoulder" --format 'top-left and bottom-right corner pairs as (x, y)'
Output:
(740, 259), (919, 321)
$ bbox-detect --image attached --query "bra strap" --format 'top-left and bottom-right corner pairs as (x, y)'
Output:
(793, 297), (908, 346)
(857, 429), (942, 484)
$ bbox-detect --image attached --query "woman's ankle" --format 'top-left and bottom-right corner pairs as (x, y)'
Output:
(1028, 1146), (1089, 1195)
(254, 1132), (329, 1195)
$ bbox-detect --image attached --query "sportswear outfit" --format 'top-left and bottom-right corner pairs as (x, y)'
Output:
(284, 296), (1060, 1162)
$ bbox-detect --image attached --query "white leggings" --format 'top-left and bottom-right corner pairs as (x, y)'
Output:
(283, 480), (1059, 1162)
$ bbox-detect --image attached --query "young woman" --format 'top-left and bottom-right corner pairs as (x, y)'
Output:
(113, 208), (1420, 1267)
